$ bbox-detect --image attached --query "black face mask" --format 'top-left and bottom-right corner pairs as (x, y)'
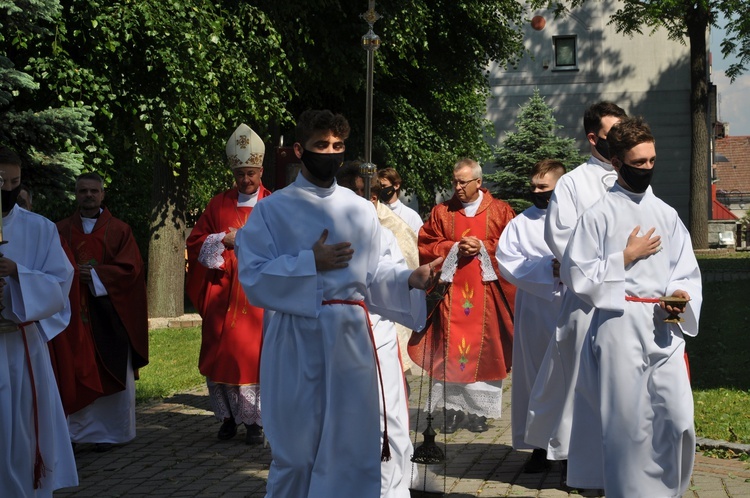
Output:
(1, 184), (22, 212)
(594, 136), (611, 161)
(618, 162), (654, 193)
(531, 190), (553, 210)
(301, 149), (345, 182)
(379, 185), (396, 203)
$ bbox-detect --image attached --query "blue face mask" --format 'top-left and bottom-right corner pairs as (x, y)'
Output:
(618, 162), (654, 193)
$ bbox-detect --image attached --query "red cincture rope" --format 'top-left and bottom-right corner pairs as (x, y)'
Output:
(625, 296), (660, 303)
(322, 299), (391, 462)
(19, 321), (47, 489)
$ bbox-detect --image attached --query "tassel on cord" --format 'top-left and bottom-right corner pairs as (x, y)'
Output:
(381, 428), (391, 462)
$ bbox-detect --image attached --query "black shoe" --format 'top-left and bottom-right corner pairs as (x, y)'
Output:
(244, 423), (264, 445)
(467, 413), (488, 433)
(217, 418), (237, 440)
(443, 410), (464, 434)
(93, 443), (113, 453)
(523, 448), (550, 473)
(560, 459), (569, 490)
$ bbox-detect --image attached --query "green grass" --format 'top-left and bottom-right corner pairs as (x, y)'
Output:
(688, 257), (750, 445)
(135, 326), (204, 404)
(694, 389), (750, 445)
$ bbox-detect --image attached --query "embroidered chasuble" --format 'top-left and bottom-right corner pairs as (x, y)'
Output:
(409, 190), (516, 382)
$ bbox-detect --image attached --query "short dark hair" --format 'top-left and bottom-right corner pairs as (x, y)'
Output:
(530, 159), (566, 180)
(583, 101), (627, 135)
(0, 147), (22, 167)
(295, 109), (350, 146)
(606, 116), (655, 161)
(76, 172), (105, 188)
(336, 161), (362, 191)
(377, 167), (402, 187)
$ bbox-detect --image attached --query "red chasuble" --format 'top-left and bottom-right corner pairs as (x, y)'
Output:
(47, 237), (105, 415)
(57, 207), (149, 396)
(186, 186), (270, 385)
(409, 190), (516, 383)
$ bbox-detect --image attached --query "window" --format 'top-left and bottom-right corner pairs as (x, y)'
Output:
(553, 35), (577, 70)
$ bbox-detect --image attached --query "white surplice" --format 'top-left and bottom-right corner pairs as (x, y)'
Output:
(371, 227), (418, 498)
(562, 184), (701, 497)
(496, 205), (564, 450)
(525, 156), (617, 459)
(0, 206), (78, 496)
(236, 173), (426, 498)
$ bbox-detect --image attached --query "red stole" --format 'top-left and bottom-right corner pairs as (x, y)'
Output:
(442, 215), (492, 380)
(409, 192), (515, 383)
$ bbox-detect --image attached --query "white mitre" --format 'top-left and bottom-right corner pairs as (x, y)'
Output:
(226, 123), (265, 169)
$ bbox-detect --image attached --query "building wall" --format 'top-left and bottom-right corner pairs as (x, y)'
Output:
(485, 2), (694, 222)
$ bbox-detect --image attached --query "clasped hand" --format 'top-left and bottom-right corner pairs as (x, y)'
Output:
(458, 236), (481, 258)
(660, 289), (690, 316)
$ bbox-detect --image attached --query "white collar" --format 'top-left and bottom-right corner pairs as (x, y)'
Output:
(294, 171), (337, 198)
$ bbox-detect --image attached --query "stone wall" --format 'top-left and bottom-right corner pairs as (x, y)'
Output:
(708, 220), (740, 247)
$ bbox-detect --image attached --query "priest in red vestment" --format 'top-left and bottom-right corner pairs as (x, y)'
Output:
(57, 172), (149, 452)
(186, 124), (269, 445)
(409, 158), (516, 434)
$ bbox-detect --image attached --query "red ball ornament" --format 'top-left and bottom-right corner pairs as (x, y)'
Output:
(531, 15), (546, 31)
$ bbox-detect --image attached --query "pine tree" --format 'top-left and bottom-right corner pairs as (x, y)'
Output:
(0, 0), (95, 216)
(486, 89), (585, 213)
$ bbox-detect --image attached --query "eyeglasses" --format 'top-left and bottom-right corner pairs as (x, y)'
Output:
(452, 178), (479, 188)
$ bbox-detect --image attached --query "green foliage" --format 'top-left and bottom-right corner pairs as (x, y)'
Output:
(259, 0), (528, 212)
(9, 0), (530, 229)
(485, 89), (585, 212)
(0, 0), (96, 219)
(136, 326), (203, 403)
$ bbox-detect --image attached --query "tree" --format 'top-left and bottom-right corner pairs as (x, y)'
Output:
(35, 0), (295, 317)
(535, 0), (750, 248)
(485, 89), (586, 212)
(257, 0), (528, 213)
(0, 0), (95, 218)
(19, 0), (530, 317)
